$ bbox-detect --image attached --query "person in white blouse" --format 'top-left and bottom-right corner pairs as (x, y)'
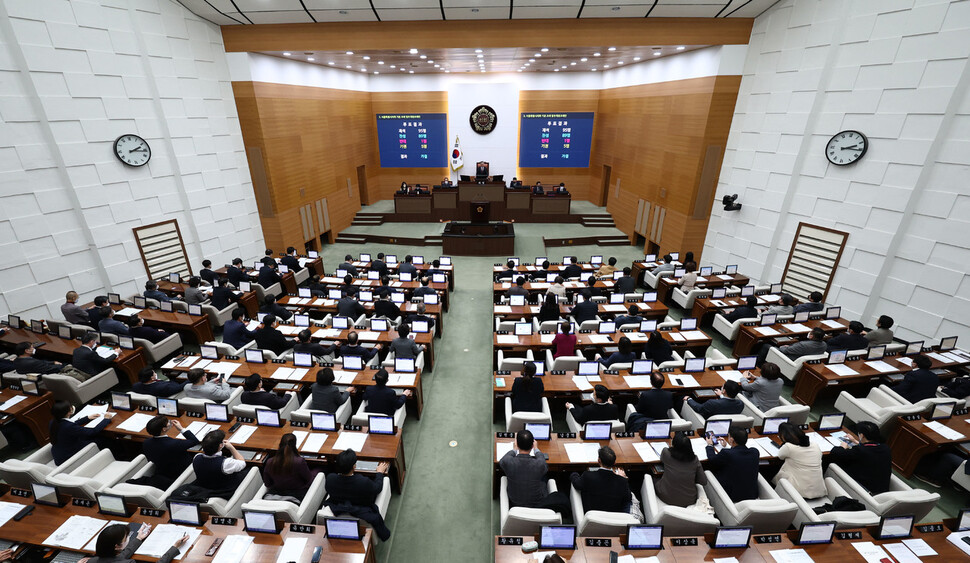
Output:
(678, 261), (699, 292)
(773, 423), (825, 499)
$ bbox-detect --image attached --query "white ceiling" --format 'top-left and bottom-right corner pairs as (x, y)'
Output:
(176, 0), (780, 25)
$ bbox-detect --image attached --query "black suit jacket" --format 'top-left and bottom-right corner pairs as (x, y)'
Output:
(131, 325), (169, 344)
(72, 345), (115, 375)
(14, 356), (60, 375)
(615, 276), (636, 294)
(325, 472), (383, 508)
(572, 301), (598, 324)
(293, 341), (337, 358)
(257, 266), (281, 288)
(370, 260), (388, 278)
(685, 397), (743, 419)
(362, 385), (405, 416)
(210, 286), (237, 310)
(260, 302), (292, 322)
(143, 431), (199, 479)
(374, 300), (402, 320)
(563, 264), (583, 279)
(570, 402), (619, 426)
(405, 313), (435, 330)
(254, 326), (293, 355)
(826, 332), (868, 352)
(635, 389), (674, 420)
(200, 268), (217, 285)
(281, 255), (302, 272)
(706, 445), (760, 502)
(725, 306), (758, 323)
(511, 377), (544, 413)
(827, 442), (892, 494)
(570, 468), (631, 513)
(337, 298), (365, 319)
(227, 266), (247, 286)
(644, 339), (674, 364)
(241, 390), (290, 409)
(894, 368), (940, 403)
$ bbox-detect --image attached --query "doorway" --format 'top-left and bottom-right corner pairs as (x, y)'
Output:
(599, 165), (612, 207)
(356, 165), (369, 206)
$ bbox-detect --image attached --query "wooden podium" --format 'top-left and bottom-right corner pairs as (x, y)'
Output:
(470, 200), (490, 224)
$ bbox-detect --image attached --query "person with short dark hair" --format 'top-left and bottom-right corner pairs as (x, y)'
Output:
(281, 247), (302, 273)
(294, 329), (338, 359)
(652, 254), (675, 275)
(655, 431), (707, 507)
(569, 445), (633, 514)
(596, 257), (618, 278)
(223, 308), (255, 350)
(766, 293), (796, 316)
(87, 522), (186, 563)
(241, 374), (291, 409)
(740, 362), (783, 411)
(773, 422), (825, 499)
(361, 369), (412, 415)
(14, 342), (63, 375)
(260, 295), (292, 322)
(615, 304), (642, 327)
(683, 380), (743, 418)
(705, 427), (759, 502)
(86, 295), (110, 328)
(337, 292), (365, 319)
(893, 354), (939, 403)
(192, 430), (248, 495)
(340, 331), (381, 363)
(374, 292), (402, 321)
(499, 430), (571, 516)
(257, 261), (281, 288)
(144, 280), (173, 302)
(778, 327), (827, 359)
(49, 399), (115, 465)
(562, 257), (582, 279)
(571, 289), (598, 324)
(865, 315), (895, 346)
(600, 336), (636, 367)
(199, 259), (216, 285)
(551, 320), (577, 359)
(209, 278), (238, 310)
(389, 323), (424, 359)
(371, 252), (388, 278)
(340, 254), (358, 277)
(373, 275), (393, 299)
(633, 372), (674, 420)
(585, 275), (605, 299)
(324, 450), (392, 541)
(793, 291), (824, 314)
(413, 276), (436, 298)
(182, 368), (231, 401)
(644, 330), (674, 365)
(497, 260), (517, 280)
(565, 384), (619, 425)
(72, 331), (117, 375)
(98, 307), (129, 336)
(143, 415), (199, 486)
(510, 361), (544, 413)
(615, 267), (636, 294)
(227, 258), (247, 287)
(310, 367), (353, 412)
(127, 315), (170, 344)
(724, 295), (760, 323)
(254, 314), (294, 355)
(507, 276), (529, 299)
(546, 275), (567, 299)
(827, 421), (891, 494)
(826, 321), (868, 352)
(132, 367), (182, 397)
(398, 255), (417, 276)
(263, 433), (318, 501)
(183, 276), (208, 305)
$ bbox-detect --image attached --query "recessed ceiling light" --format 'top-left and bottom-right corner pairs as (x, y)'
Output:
(346, 51), (354, 55)
(633, 56), (641, 61)
(607, 46), (616, 51)
(604, 64), (610, 68)
(534, 53), (541, 57)
(529, 59), (535, 63)
(561, 65), (567, 68)
(480, 70), (485, 73)
(570, 62), (576, 66)
(524, 63), (530, 66)
(541, 48), (548, 52)
(307, 57), (314, 61)
(374, 71), (379, 74)
(378, 61), (385, 65)
(428, 60), (434, 64)
(434, 64), (439, 67)
(409, 70), (414, 74)
(617, 61), (623, 65)
(400, 68), (406, 71)
(580, 57), (587, 62)
(390, 64), (395, 68)
(517, 69), (523, 72)
(477, 54), (483, 58)
(363, 56), (370, 60)
(554, 68), (559, 72)
(445, 70), (450, 73)
(653, 51), (661, 56)
(328, 61), (334, 65)
(591, 68), (597, 71)
(420, 55), (427, 59)
(475, 49), (483, 53)
(346, 65), (352, 68)
(360, 67), (366, 71)
(283, 52), (291, 56)
(677, 46), (685, 50)
(409, 48), (418, 54)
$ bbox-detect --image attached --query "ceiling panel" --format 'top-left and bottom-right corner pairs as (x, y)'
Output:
(511, 6), (581, 18)
(514, 0), (583, 6)
(233, 0), (305, 11)
(580, 5), (652, 17)
(650, 5), (726, 17)
(245, 10), (315, 23)
(309, 9), (379, 21)
(372, 0), (439, 8)
(376, 7), (444, 20)
(584, 0), (657, 5)
(303, 0), (373, 8)
(203, 0), (241, 11)
(443, 7), (511, 20)
(726, 0), (781, 17)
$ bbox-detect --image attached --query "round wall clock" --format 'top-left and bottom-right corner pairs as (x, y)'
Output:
(825, 130), (867, 166)
(114, 134), (151, 167)
(469, 105), (497, 135)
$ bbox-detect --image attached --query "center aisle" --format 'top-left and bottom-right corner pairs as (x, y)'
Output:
(379, 256), (496, 562)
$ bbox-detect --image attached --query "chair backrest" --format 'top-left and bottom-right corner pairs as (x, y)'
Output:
(551, 355), (586, 372)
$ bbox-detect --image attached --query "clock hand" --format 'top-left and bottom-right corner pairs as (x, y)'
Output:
(840, 146), (861, 150)
(129, 147), (147, 153)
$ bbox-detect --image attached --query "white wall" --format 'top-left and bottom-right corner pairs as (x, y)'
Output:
(0, 0), (263, 320)
(704, 0), (970, 345)
(447, 81), (519, 179)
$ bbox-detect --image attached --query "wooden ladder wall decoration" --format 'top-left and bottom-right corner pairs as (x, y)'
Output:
(780, 222), (849, 302)
(132, 219), (192, 281)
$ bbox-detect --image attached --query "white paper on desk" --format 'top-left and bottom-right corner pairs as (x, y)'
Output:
(902, 537), (937, 556)
(276, 537), (308, 563)
(710, 300), (725, 307)
(564, 442), (601, 463)
(924, 420), (966, 440)
(603, 304), (628, 312)
(587, 335), (613, 344)
(768, 548), (814, 563)
(948, 531), (970, 556)
(532, 283), (551, 289)
(807, 432), (835, 453)
(717, 275), (735, 281)
(695, 277), (708, 283)
(530, 306), (541, 314)
(194, 359), (213, 371)
(667, 332), (686, 342)
(627, 332), (649, 343)
(682, 330), (709, 341)
(302, 433), (328, 453)
(496, 441), (515, 461)
(533, 552), (556, 561)
(96, 345), (116, 359)
(865, 360), (896, 373)
(228, 425), (257, 444)
(690, 438), (710, 461)
(633, 442), (660, 462)
(883, 543), (921, 563)
(624, 375), (652, 388)
(72, 404), (109, 427)
(718, 370), (745, 383)
(117, 413), (154, 433)
(389, 373), (416, 386)
(942, 351), (965, 364)
(713, 558), (739, 563)
(572, 376), (593, 391)
(0, 395), (28, 411)
(821, 319), (844, 329)
(246, 320), (261, 331)
(211, 362), (241, 376)
(494, 306), (513, 313)
(756, 326), (780, 336)
(496, 335), (520, 345)
(181, 421), (219, 440)
(534, 334), (553, 345)
(316, 329), (342, 339)
(116, 307), (142, 317)
(332, 370), (357, 385)
(291, 430), (309, 449)
(0, 501), (25, 528)
(356, 331), (380, 341)
(44, 515), (108, 549)
(333, 432), (368, 452)
(752, 437), (779, 457)
(782, 324), (811, 334)
(136, 524), (202, 559)
(289, 368), (309, 381)
(650, 442), (668, 457)
(271, 367), (294, 380)
(586, 375), (601, 382)
(670, 374), (700, 388)
(277, 326), (300, 336)
(851, 541), (891, 563)
(634, 557), (660, 563)
(501, 283), (511, 289)
(826, 364), (859, 376)
(176, 356), (199, 368)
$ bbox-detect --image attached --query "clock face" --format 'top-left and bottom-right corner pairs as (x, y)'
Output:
(826, 130), (867, 166)
(114, 134), (151, 167)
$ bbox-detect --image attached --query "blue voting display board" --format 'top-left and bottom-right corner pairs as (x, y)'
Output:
(375, 113), (447, 167)
(518, 112), (594, 168)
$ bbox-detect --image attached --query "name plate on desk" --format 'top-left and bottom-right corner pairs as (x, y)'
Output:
(211, 517), (237, 526)
(290, 421), (309, 428)
(345, 424), (363, 432)
(138, 405), (155, 412)
(755, 534), (782, 544)
(956, 408), (969, 416)
(237, 417), (255, 424)
(614, 432), (636, 438)
(187, 411), (204, 418)
(290, 524), (315, 534)
(496, 432), (515, 439)
(10, 488), (30, 498)
(585, 538), (612, 547)
(916, 524), (945, 533)
(72, 498), (94, 508)
(557, 432), (576, 439)
(551, 370), (566, 375)
(671, 538), (698, 547)
(141, 508), (165, 517)
(902, 414), (922, 421)
(225, 355), (239, 360)
(498, 537), (523, 546)
(836, 531), (863, 540)
(496, 370), (511, 376)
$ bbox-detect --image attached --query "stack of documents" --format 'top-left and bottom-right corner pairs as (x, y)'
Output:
(826, 364), (859, 376)
(44, 515), (110, 550)
(821, 319), (844, 329)
(208, 362), (241, 376)
(571, 376), (593, 391)
(668, 333), (686, 342)
(717, 370), (745, 383)
(496, 335), (520, 345)
(782, 324), (811, 333)
(494, 306), (513, 313)
(136, 524), (202, 559)
(387, 373), (416, 386)
(271, 367), (309, 381)
(623, 375), (652, 388)
(755, 326), (780, 336)
(276, 538), (308, 563)
(117, 413), (154, 433)
(924, 420), (966, 441)
(116, 307), (142, 317)
(333, 370), (357, 385)
(71, 404), (108, 427)
(603, 304), (628, 312)
(632, 442), (660, 463)
(302, 433), (328, 453)
(586, 335), (613, 344)
(0, 502), (25, 528)
(0, 395), (28, 412)
(806, 432), (835, 453)
(181, 421), (220, 440)
(564, 442), (601, 463)
(717, 274), (735, 281)
(864, 360), (896, 373)
(228, 425), (257, 445)
(333, 432), (368, 452)
(681, 330), (709, 341)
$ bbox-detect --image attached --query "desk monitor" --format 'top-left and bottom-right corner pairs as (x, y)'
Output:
(307, 251), (318, 259)
(423, 293), (439, 305)
(626, 525), (663, 550)
(158, 398), (178, 417)
(827, 349), (847, 365)
(737, 355), (758, 371)
(370, 318), (389, 332)
(115, 335), (133, 351)
(238, 281), (251, 292)
(711, 287), (727, 299)
(399, 272), (413, 282)
(670, 253), (680, 261)
(940, 336), (958, 351)
(680, 318), (697, 331)
(796, 521), (836, 545)
(244, 510), (280, 534)
(762, 416), (788, 435)
(643, 421), (671, 440)
(632, 360), (653, 375)
(188, 304), (202, 316)
(957, 508), (970, 531)
(562, 256), (574, 265)
(817, 413), (845, 431)
(639, 320), (657, 333)
(439, 256), (452, 266)
(168, 272), (181, 284)
(705, 419), (731, 438)
(583, 422), (611, 441)
(579, 272), (593, 282)
(514, 322), (532, 336)
(332, 316), (350, 329)
(168, 500), (203, 526)
(245, 349), (265, 364)
(768, 283), (782, 294)
(905, 340), (924, 355)
(293, 352), (314, 368)
(524, 422), (551, 441)
(311, 412), (337, 432)
(867, 345), (886, 361)
(368, 414), (395, 435)
(32, 483), (63, 507)
(509, 295), (526, 307)
(713, 527), (752, 548)
(684, 358), (706, 373)
(325, 518), (363, 540)
(529, 360), (545, 376)
(613, 271), (624, 281)
(96, 492), (130, 518)
(610, 293), (624, 304)
(256, 409), (281, 427)
(645, 254), (657, 263)
(328, 289), (343, 300)
(256, 313), (267, 323)
(432, 273), (446, 284)
(700, 266), (713, 277)
(673, 268), (686, 278)
(108, 292), (121, 305)
(532, 256), (547, 266)
(590, 255), (603, 265)
(359, 253), (371, 262)
(21, 380), (40, 396)
(386, 255), (398, 265)
(278, 264), (290, 274)
(160, 301), (173, 312)
(578, 361), (599, 376)
(359, 291), (373, 302)
(760, 313), (777, 326)
(29, 320), (43, 334)
(394, 357), (416, 373)
(507, 257), (520, 267)
(343, 355), (363, 370)
(133, 296), (147, 309)
(412, 320), (430, 333)
(199, 345), (218, 360)
(793, 311), (810, 323)
(391, 292), (406, 304)
(254, 262), (262, 270)
(726, 265), (738, 275)
(111, 392), (132, 411)
(298, 286), (313, 297)
(205, 403), (229, 422)
(294, 314), (310, 328)
(740, 285), (755, 297)
(930, 401), (956, 420)
(545, 273), (558, 283)
(877, 515), (914, 539)
(539, 526), (576, 550)
(413, 256), (425, 265)
(825, 306), (841, 320)
(335, 269), (349, 279)
(643, 292), (658, 303)
(58, 325), (72, 339)
(367, 270), (380, 280)
(598, 321), (616, 334)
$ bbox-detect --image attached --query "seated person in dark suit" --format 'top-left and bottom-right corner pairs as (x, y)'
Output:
(339, 331), (381, 364)
(893, 354), (939, 403)
(72, 332), (117, 376)
(614, 304), (643, 327)
(325, 449), (393, 541)
(644, 331), (673, 364)
(827, 421), (891, 494)
(634, 372), (675, 420)
(371, 253), (389, 278)
(293, 328), (338, 359)
(398, 255), (418, 276)
(262, 249), (277, 268)
(412, 277), (436, 298)
(199, 259), (217, 285)
(373, 276), (393, 299)
(388, 324), (424, 360)
(144, 280), (176, 302)
(562, 257), (582, 279)
(600, 336), (636, 368)
(132, 367), (182, 397)
(306, 275), (327, 297)
(86, 295), (109, 328)
(241, 373), (291, 409)
(499, 430), (570, 515)
(49, 399), (114, 465)
(144, 415), (199, 486)
(281, 247), (302, 272)
(405, 302), (435, 331)
(127, 315), (170, 344)
(537, 293), (561, 323)
(257, 263), (282, 288)
(426, 260), (445, 277)
(554, 182), (568, 194)
(571, 290), (598, 324)
(13, 342), (64, 375)
(826, 321), (868, 352)
(569, 446), (632, 513)
(310, 367), (352, 413)
(253, 314), (294, 356)
(585, 276), (605, 298)
(98, 307), (130, 336)
(361, 368), (411, 415)
(260, 295), (292, 322)
(777, 327), (827, 360)
(337, 292), (365, 319)
(792, 291), (824, 314)
(565, 385), (620, 426)
(683, 380), (743, 419)
(705, 427), (760, 502)
(209, 278), (238, 311)
(339, 274), (356, 297)
(340, 254), (359, 276)
(440, 177), (453, 187)
(497, 260), (517, 280)
(724, 295), (760, 323)
(506, 276), (530, 299)
(614, 267), (636, 294)
(223, 308), (255, 350)
(510, 362), (544, 413)
(532, 182), (544, 195)
(532, 260), (553, 281)
(192, 430), (248, 495)
(227, 258), (248, 287)
(373, 293), (402, 321)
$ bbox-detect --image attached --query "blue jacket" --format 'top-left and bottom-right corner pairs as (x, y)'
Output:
(223, 319), (255, 350)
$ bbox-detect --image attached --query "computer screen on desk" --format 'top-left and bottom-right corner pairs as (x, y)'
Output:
(941, 336), (958, 351)
(737, 355), (758, 370)
(514, 322), (532, 336)
(626, 525), (663, 550)
(905, 340), (924, 355)
(797, 522), (836, 545)
(817, 413), (845, 431)
(205, 403), (228, 422)
(740, 286), (754, 297)
(827, 350), (847, 365)
(705, 419), (731, 438)
(631, 360), (653, 374)
(509, 295), (525, 307)
(639, 320), (657, 333)
(343, 356), (363, 370)
(256, 409), (281, 427)
(712, 288), (726, 299)
(794, 311), (810, 323)
(643, 292), (658, 302)
(525, 422), (550, 441)
(244, 510), (279, 534)
(762, 416), (788, 435)
(700, 266), (713, 277)
(760, 314), (776, 326)
(713, 527), (751, 548)
(539, 526), (576, 550)
(168, 501), (202, 526)
(312, 412), (337, 431)
(680, 318), (697, 331)
(726, 265), (738, 275)
(684, 358), (706, 373)
(578, 361), (599, 376)
(598, 321), (616, 334)
(326, 518), (362, 540)
(878, 515), (914, 539)
(368, 414), (395, 435)
(583, 422), (611, 440)
(395, 357), (416, 373)
(825, 306), (841, 320)
(643, 421), (670, 440)
(293, 352), (313, 367)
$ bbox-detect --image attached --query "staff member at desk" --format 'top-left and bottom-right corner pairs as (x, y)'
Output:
(532, 181), (544, 195)
(49, 399), (115, 465)
(61, 290), (90, 325)
(73, 332), (117, 376)
(143, 415), (199, 486)
(554, 182), (568, 194)
(440, 177), (453, 187)
(83, 522), (187, 563)
(397, 181), (409, 194)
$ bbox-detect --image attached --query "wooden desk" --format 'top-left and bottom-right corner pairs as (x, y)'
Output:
(531, 193), (571, 214)
(492, 263), (599, 275)
(492, 302), (669, 322)
(312, 276), (451, 312)
(279, 296), (444, 337)
(348, 259), (455, 291)
(656, 273), (750, 305)
(458, 181), (505, 202)
(156, 281), (259, 319)
(0, 326), (146, 384)
(889, 411), (970, 476)
(393, 193), (432, 214)
(691, 294), (786, 326)
(505, 189), (531, 210)
(432, 186), (457, 210)
(792, 349), (969, 405)
(106, 304), (214, 346)
(307, 326), (436, 371)
(492, 328), (712, 361)
(493, 279), (617, 301)
(0, 491), (375, 562)
(0, 388), (54, 444)
(733, 318), (849, 357)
